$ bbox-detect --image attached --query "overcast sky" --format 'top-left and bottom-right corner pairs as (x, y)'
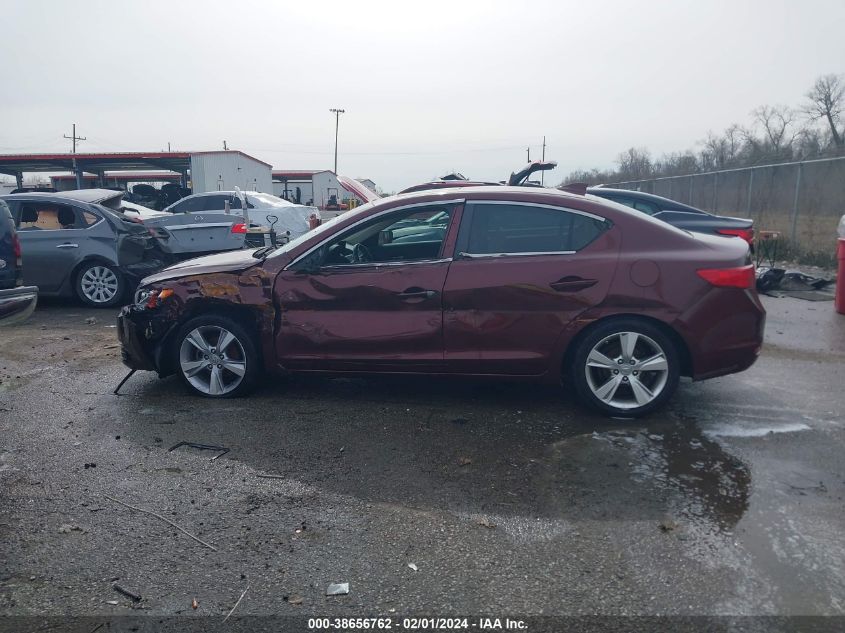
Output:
(1, 0), (843, 191)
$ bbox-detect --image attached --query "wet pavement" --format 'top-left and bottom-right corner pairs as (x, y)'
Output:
(0, 296), (843, 624)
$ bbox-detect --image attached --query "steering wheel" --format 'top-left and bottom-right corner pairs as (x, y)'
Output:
(351, 243), (373, 263)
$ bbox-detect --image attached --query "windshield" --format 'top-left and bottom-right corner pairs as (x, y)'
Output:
(266, 202), (376, 259)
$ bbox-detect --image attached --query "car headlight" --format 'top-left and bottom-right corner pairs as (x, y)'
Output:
(135, 287), (174, 308)
(135, 288), (153, 305)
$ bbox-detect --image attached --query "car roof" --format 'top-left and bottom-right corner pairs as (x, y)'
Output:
(391, 184), (614, 211)
(1, 192), (95, 205)
(49, 188), (124, 204)
(185, 190), (260, 197)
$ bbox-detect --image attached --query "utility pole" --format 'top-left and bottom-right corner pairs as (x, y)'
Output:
(526, 146), (530, 162)
(167, 142), (171, 152)
(541, 136), (547, 185)
(223, 140), (228, 151)
(330, 108), (345, 173)
(63, 123), (86, 189)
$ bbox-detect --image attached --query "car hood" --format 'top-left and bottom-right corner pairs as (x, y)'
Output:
(141, 249), (261, 285)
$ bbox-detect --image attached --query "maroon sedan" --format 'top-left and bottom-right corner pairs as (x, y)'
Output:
(117, 186), (765, 416)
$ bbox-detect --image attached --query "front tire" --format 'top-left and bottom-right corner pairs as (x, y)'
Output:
(76, 262), (125, 307)
(173, 314), (261, 398)
(570, 318), (680, 417)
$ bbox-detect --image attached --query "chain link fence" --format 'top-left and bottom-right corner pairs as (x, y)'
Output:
(607, 156), (845, 264)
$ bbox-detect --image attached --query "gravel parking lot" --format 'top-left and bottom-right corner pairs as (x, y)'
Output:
(1, 296), (843, 631)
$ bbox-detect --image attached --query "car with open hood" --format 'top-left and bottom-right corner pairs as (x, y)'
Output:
(117, 185), (764, 417)
(0, 191), (164, 307)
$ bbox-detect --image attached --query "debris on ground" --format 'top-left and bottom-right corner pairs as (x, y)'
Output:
(85, 317), (97, 325)
(285, 595), (304, 605)
(756, 267), (836, 300)
(112, 584), (142, 602)
(168, 441), (230, 461)
(223, 586), (249, 623)
(104, 494), (218, 551)
(408, 563), (418, 572)
(659, 518), (679, 533)
(326, 582), (349, 596)
(58, 524), (83, 534)
(476, 517), (497, 529)
(105, 600), (119, 605)
(457, 456), (473, 467)
(191, 598), (199, 610)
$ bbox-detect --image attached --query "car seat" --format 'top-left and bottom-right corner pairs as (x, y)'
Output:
(19, 205), (39, 229)
(57, 207), (76, 228)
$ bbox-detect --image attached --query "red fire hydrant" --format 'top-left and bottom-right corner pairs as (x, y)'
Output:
(837, 214), (845, 315)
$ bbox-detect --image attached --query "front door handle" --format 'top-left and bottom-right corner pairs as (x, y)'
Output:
(397, 287), (437, 299)
(56, 243), (79, 249)
(550, 276), (597, 292)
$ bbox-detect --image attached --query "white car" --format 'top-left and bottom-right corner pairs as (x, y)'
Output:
(163, 191), (320, 241)
(120, 199), (167, 220)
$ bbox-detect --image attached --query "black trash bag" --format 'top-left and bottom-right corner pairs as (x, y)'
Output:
(756, 268), (785, 292)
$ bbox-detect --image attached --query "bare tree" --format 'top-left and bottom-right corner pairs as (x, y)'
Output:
(616, 147), (653, 181)
(803, 73), (844, 150)
(723, 124), (745, 164)
(751, 105), (796, 157)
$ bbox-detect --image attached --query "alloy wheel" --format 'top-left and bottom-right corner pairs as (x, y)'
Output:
(179, 326), (247, 396)
(80, 266), (119, 304)
(584, 331), (669, 410)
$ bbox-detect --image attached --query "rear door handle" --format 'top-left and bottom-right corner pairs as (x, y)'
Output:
(550, 276), (597, 292)
(397, 287), (437, 299)
(56, 243), (79, 249)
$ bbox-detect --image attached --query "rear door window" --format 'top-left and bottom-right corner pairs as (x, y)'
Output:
(170, 197), (205, 213)
(16, 202), (83, 230)
(81, 210), (101, 226)
(609, 196), (660, 215)
(458, 202), (609, 255)
(199, 195), (227, 212)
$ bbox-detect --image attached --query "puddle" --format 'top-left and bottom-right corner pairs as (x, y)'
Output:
(701, 422), (811, 438)
(546, 420), (751, 534)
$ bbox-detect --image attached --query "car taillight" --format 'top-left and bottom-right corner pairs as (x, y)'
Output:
(231, 223), (248, 234)
(12, 233), (21, 259)
(717, 227), (754, 245)
(697, 264), (755, 289)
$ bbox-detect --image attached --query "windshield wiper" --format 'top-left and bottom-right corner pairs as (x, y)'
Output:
(252, 246), (275, 259)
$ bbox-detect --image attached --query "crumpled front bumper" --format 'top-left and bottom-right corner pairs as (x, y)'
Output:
(116, 304), (178, 375)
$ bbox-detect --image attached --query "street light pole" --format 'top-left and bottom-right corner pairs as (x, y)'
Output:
(329, 108), (345, 174)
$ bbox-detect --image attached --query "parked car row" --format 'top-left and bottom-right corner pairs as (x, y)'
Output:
(0, 188), (322, 309)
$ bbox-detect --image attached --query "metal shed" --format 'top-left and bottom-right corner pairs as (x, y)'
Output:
(0, 150), (272, 194)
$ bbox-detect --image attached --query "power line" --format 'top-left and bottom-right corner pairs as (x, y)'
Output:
(63, 123), (86, 154)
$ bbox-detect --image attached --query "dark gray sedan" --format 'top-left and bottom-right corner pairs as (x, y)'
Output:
(586, 187), (755, 247)
(0, 193), (164, 307)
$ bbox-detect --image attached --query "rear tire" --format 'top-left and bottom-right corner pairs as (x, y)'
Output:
(569, 318), (680, 417)
(75, 262), (125, 307)
(173, 314), (261, 398)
